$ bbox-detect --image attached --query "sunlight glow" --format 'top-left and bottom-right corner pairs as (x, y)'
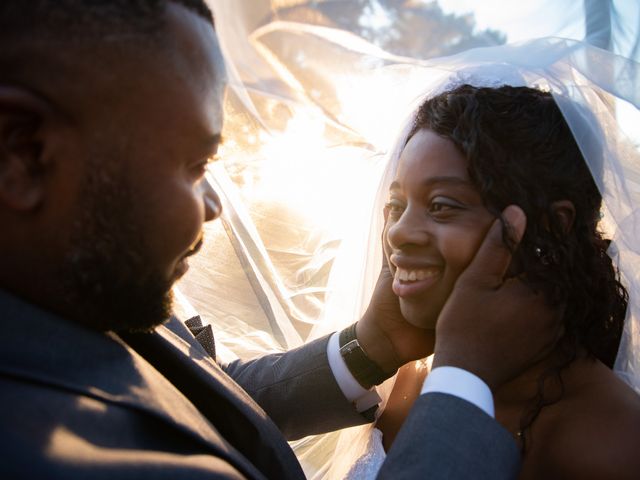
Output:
(250, 107), (383, 237)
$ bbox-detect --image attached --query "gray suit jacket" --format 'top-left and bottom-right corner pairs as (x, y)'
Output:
(380, 393), (521, 479)
(0, 288), (520, 479)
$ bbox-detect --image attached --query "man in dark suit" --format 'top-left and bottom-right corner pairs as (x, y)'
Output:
(0, 1), (558, 478)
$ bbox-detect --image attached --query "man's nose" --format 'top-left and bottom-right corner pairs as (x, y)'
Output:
(200, 180), (222, 222)
(386, 207), (431, 249)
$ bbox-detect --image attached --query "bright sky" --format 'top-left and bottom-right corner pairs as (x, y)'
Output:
(437, 0), (583, 42)
(437, 0), (639, 57)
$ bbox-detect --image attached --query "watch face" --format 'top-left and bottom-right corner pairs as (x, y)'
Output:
(339, 325), (393, 388)
(340, 339), (361, 356)
(340, 339), (380, 388)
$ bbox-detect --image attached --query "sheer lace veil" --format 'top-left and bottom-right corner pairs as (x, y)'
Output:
(314, 36), (640, 383)
(317, 37), (640, 478)
(176, 12), (640, 476)
(387, 37), (640, 386)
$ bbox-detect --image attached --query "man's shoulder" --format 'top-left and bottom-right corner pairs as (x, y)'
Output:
(0, 375), (250, 479)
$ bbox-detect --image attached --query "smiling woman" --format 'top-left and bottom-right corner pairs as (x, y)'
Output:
(360, 84), (639, 480)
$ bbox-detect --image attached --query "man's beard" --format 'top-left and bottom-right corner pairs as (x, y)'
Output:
(59, 161), (174, 333)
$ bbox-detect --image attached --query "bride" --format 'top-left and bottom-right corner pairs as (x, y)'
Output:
(324, 44), (640, 479)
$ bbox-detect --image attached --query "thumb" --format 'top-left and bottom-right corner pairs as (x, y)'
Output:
(460, 205), (526, 287)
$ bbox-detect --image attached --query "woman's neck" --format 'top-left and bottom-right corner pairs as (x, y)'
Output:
(501, 333), (599, 398)
(492, 343), (594, 444)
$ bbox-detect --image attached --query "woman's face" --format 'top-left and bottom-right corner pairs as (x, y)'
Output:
(384, 128), (495, 330)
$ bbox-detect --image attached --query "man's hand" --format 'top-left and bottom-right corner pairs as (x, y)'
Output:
(356, 252), (435, 374)
(432, 205), (563, 390)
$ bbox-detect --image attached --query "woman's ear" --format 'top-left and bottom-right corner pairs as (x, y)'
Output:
(551, 200), (575, 234)
(0, 85), (55, 212)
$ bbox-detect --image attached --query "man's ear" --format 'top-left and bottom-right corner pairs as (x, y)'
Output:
(0, 85), (56, 211)
(551, 200), (575, 234)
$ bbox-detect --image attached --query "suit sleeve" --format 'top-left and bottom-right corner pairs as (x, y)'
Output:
(222, 335), (369, 440)
(377, 392), (521, 479)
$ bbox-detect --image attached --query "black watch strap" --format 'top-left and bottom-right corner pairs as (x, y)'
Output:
(338, 323), (393, 389)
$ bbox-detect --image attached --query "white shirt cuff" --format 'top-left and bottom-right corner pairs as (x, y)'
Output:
(327, 332), (381, 412)
(421, 366), (495, 418)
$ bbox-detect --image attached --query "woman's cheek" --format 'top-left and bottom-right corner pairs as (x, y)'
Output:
(442, 228), (486, 274)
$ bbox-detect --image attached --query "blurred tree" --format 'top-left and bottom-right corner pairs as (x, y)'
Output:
(274, 0), (506, 58)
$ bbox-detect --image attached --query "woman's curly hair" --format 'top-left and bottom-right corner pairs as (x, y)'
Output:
(409, 84), (628, 448)
(410, 84), (627, 369)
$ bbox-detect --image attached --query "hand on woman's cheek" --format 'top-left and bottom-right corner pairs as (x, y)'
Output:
(433, 205), (563, 390)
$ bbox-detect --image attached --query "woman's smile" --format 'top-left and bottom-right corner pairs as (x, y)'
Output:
(390, 255), (442, 297)
(392, 271), (440, 298)
(383, 128), (495, 329)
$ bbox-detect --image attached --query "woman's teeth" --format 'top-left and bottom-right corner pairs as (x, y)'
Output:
(395, 267), (439, 282)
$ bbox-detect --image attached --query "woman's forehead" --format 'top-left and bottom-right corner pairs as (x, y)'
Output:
(395, 129), (469, 183)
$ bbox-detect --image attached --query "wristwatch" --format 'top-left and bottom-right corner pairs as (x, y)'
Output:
(339, 323), (393, 389)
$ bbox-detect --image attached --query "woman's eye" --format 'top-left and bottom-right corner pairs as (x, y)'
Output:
(428, 197), (461, 214)
(385, 199), (405, 217)
(429, 202), (451, 212)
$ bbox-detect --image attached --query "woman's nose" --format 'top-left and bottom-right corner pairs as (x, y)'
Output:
(386, 208), (431, 249)
(200, 180), (222, 222)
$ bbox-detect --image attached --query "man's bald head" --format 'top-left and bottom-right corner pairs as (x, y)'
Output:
(0, 1), (215, 88)
(0, 0), (213, 41)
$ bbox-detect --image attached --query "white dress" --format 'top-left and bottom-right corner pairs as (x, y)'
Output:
(343, 428), (387, 479)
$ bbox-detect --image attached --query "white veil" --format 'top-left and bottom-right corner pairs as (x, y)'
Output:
(328, 37), (640, 478)
(174, 2), (640, 478)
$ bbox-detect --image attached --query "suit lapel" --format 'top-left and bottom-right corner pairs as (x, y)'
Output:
(121, 317), (305, 480)
(0, 290), (267, 479)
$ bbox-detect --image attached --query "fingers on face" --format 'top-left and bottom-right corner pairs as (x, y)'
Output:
(502, 205), (526, 244)
(458, 205), (524, 288)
